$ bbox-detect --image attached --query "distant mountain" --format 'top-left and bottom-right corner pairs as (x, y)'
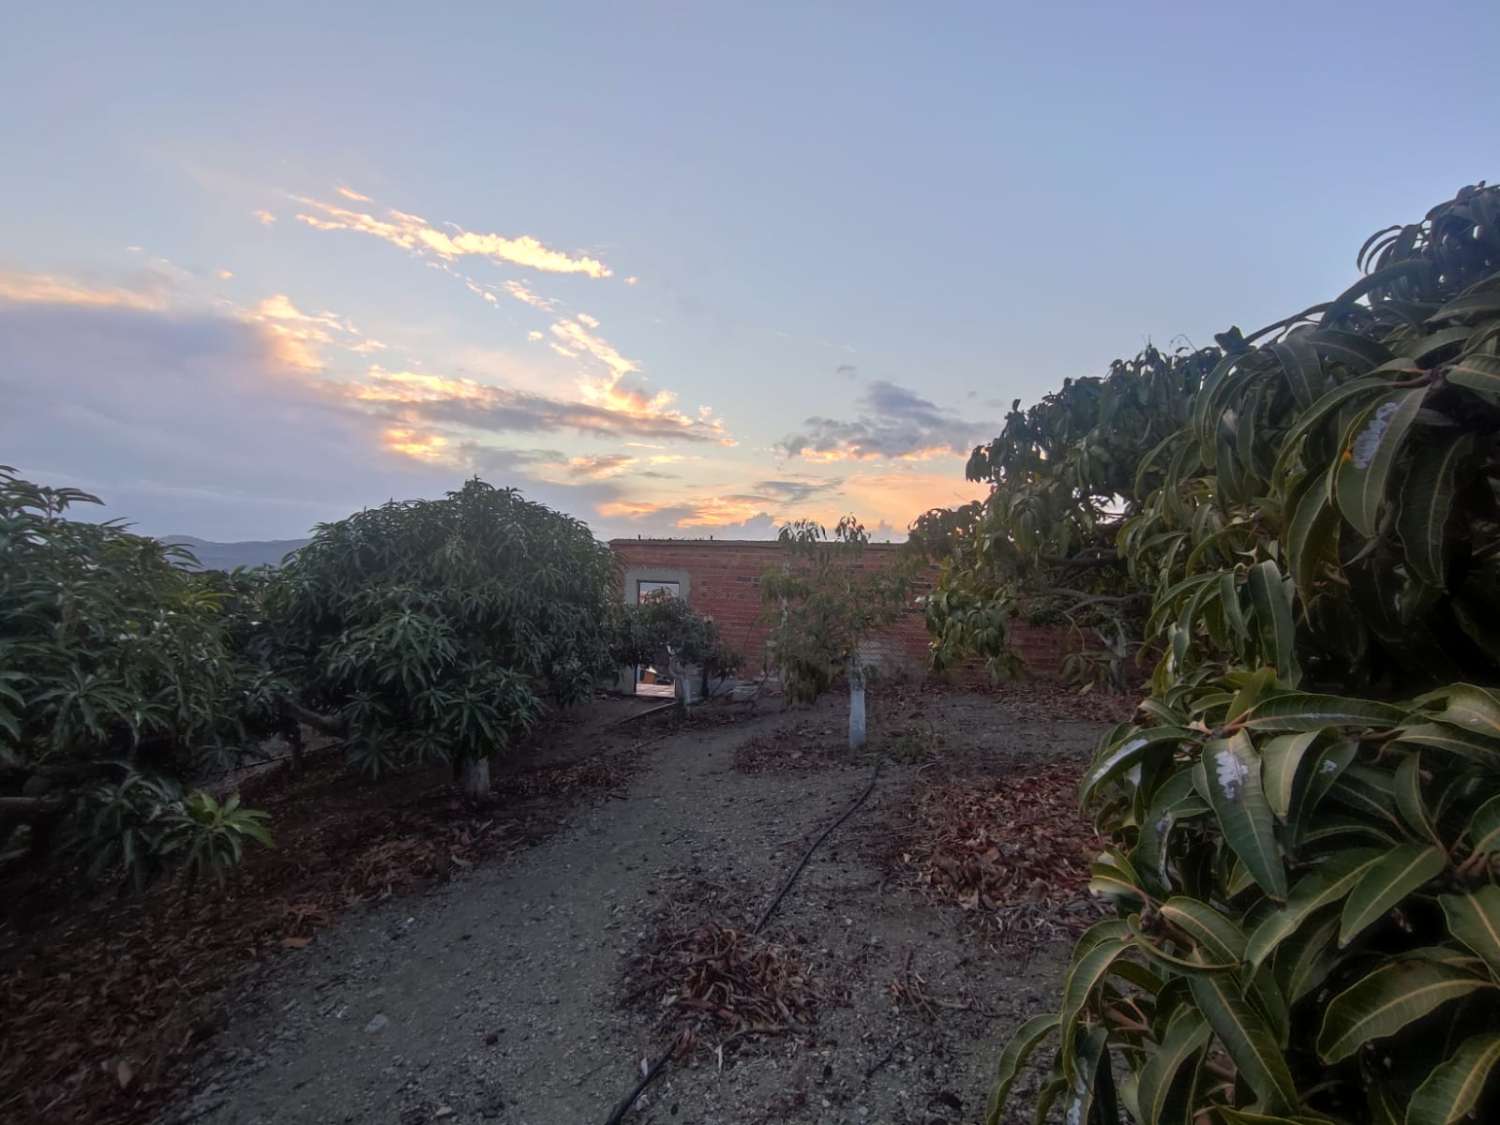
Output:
(164, 535), (311, 571)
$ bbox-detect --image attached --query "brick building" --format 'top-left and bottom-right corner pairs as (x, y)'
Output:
(608, 538), (1069, 687)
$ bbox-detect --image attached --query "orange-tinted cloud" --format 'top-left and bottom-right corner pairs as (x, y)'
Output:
(294, 193), (612, 278)
(0, 270), (166, 311)
(252, 209), (277, 226)
(242, 293), (371, 371)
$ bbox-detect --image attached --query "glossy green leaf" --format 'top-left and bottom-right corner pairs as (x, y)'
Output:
(983, 1013), (1058, 1125)
(1334, 387), (1427, 538)
(1247, 849), (1382, 969)
(1405, 1032), (1500, 1125)
(1248, 561), (1299, 686)
(1202, 732), (1286, 899)
(1080, 726), (1194, 802)
(1317, 959), (1492, 1063)
(1397, 435), (1471, 587)
(1243, 693), (1407, 732)
(1189, 972), (1299, 1112)
(1262, 730), (1320, 818)
(1161, 896), (1248, 963)
(1440, 888), (1500, 978)
(1393, 752), (1440, 846)
(1136, 1006), (1209, 1125)
(1338, 843), (1446, 947)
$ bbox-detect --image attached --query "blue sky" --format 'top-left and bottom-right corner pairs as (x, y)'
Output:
(2, 2), (1496, 540)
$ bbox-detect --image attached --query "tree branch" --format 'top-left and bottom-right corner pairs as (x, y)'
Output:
(279, 698), (346, 736)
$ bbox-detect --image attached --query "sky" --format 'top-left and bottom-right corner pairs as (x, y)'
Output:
(2, 2), (1496, 542)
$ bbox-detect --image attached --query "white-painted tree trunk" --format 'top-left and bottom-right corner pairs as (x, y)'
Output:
(847, 656), (867, 750)
(461, 756), (491, 800)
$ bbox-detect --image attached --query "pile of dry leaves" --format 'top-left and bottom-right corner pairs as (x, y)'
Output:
(733, 722), (851, 774)
(625, 921), (826, 1053)
(902, 760), (1103, 944)
(0, 746), (637, 1125)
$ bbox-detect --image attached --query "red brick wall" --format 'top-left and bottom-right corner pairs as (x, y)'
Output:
(609, 539), (1071, 679)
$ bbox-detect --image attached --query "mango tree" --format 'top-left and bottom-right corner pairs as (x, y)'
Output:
(270, 479), (618, 798)
(937, 183), (1500, 1123)
(761, 516), (909, 749)
(0, 468), (271, 890)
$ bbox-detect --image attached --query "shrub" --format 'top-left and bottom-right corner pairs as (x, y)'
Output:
(952, 184), (1500, 1123)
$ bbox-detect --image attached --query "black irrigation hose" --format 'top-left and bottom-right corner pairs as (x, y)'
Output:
(752, 757), (882, 936)
(599, 754), (884, 1124)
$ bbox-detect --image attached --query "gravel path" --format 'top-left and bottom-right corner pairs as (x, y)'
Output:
(168, 699), (1103, 1125)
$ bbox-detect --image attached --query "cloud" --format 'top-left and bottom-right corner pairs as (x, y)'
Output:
(336, 185), (373, 202)
(836, 363), (858, 379)
(350, 367), (730, 447)
(0, 270), (167, 312)
(216, 269), (235, 280)
(624, 276), (639, 286)
(241, 292), (372, 371)
(0, 298), (661, 540)
(550, 316), (637, 380)
(502, 279), (555, 309)
(294, 192), (612, 278)
(252, 209), (277, 226)
(777, 379), (993, 462)
(527, 330), (544, 341)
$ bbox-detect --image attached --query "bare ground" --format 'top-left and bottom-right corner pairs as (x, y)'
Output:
(158, 690), (1116, 1125)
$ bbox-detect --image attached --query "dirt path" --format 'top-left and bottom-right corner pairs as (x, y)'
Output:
(168, 697), (1106, 1125)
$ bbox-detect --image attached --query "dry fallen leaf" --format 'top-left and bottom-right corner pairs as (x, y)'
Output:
(116, 1059), (135, 1089)
(280, 936), (312, 949)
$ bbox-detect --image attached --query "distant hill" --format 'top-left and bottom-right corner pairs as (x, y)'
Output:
(164, 535), (311, 571)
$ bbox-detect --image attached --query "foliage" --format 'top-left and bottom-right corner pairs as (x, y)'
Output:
(760, 516), (909, 704)
(271, 479), (618, 778)
(612, 589), (740, 680)
(0, 467), (271, 886)
(968, 183), (1500, 1124)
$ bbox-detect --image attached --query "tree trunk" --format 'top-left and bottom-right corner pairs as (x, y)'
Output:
(847, 656), (867, 751)
(461, 757), (491, 801)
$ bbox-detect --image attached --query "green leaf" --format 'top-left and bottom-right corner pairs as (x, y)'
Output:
(1058, 930), (1130, 1073)
(1080, 726), (1194, 802)
(1262, 731), (1321, 818)
(1334, 387), (1427, 538)
(1285, 472), (1340, 605)
(1202, 732), (1286, 899)
(1248, 561), (1300, 686)
(983, 1013), (1058, 1125)
(1393, 753), (1440, 846)
(1430, 684), (1500, 740)
(1136, 1006), (1209, 1125)
(1188, 972), (1299, 1112)
(1317, 959), (1492, 1063)
(1447, 350), (1500, 397)
(1270, 334), (1326, 408)
(1247, 849), (1382, 969)
(1397, 435), (1471, 587)
(1161, 897), (1248, 963)
(1440, 888), (1500, 979)
(1243, 693), (1407, 732)
(1338, 843), (1447, 947)
(1405, 1032), (1500, 1125)
(1396, 723), (1500, 769)
(1469, 795), (1500, 856)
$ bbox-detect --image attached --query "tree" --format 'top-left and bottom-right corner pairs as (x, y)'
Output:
(951, 183), (1500, 1123)
(0, 468), (272, 889)
(270, 479), (618, 798)
(611, 589), (740, 701)
(760, 516), (909, 749)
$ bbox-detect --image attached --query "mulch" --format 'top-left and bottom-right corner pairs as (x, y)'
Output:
(0, 747), (639, 1125)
